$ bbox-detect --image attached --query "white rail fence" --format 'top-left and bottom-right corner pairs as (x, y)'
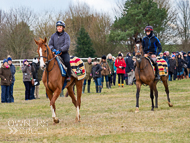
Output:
(0, 58), (101, 67)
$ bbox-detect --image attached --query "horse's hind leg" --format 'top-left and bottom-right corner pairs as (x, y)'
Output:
(153, 82), (158, 108)
(75, 79), (84, 122)
(162, 77), (173, 107)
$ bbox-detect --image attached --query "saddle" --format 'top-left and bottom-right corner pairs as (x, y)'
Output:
(56, 56), (86, 80)
(145, 57), (168, 76)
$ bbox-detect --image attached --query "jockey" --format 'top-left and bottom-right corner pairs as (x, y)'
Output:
(142, 26), (162, 80)
(49, 20), (71, 82)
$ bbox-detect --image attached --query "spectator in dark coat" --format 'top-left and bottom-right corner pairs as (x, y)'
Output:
(83, 57), (92, 93)
(176, 54), (187, 80)
(91, 58), (102, 93)
(7, 57), (16, 102)
(125, 52), (134, 85)
(22, 59), (34, 100)
(0, 59), (12, 103)
(35, 58), (43, 99)
(187, 51), (190, 78)
(183, 52), (188, 78)
(107, 54), (114, 88)
(168, 55), (176, 81)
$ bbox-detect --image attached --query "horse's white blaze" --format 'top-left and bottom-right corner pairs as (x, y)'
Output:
(136, 44), (140, 50)
(50, 105), (56, 118)
(39, 47), (45, 68)
(77, 106), (80, 120)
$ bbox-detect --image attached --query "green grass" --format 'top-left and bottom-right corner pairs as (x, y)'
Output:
(0, 73), (190, 143)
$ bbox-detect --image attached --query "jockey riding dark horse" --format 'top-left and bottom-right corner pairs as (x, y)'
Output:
(49, 20), (71, 82)
(142, 26), (162, 80)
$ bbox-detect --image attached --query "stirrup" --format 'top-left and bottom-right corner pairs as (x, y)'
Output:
(66, 77), (71, 82)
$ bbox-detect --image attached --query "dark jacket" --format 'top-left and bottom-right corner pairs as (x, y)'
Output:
(100, 60), (111, 76)
(22, 64), (35, 82)
(107, 59), (114, 73)
(177, 58), (187, 72)
(187, 55), (190, 68)
(169, 59), (176, 73)
(0, 65), (12, 86)
(49, 31), (70, 53)
(32, 62), (39, 79)
(9, 64), (16, 83)
(163, 56), (170, 67)
(91, 64), (102, 79)
(125, 55), (134, 73)
(142, 33), (162, 56)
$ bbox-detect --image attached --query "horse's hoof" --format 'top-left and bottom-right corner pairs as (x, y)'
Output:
(154, 106), (158, 108)
(151, 108), (154, 111)
(168, 102), (173, 107)
(53, 117), (59, 123)
(135, 107), (139, 113)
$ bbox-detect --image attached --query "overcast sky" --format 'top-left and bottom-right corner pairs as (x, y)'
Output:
(0, 0), (117, 14)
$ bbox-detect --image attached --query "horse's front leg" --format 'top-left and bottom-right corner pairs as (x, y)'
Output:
(50, 87), (62, 124)
(135, 81), (142, 113)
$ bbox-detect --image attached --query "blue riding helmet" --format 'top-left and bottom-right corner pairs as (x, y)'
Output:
(56, 20), (65, 28)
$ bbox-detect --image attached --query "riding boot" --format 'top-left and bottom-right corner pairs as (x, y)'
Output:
(101, 82), (103, 88)
(98, 86), (102, 93)
(154, 63), (160, 80)
(88, 85), (90, 93)
(82, 85), (85, 93)
(96, 86), (98, 93)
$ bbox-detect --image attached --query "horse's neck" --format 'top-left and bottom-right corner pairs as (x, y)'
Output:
(47, 48), (55, 71)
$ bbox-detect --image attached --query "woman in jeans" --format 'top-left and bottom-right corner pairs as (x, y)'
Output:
(91, 58), (102, 93)
(115, 53), (126, 87)
(22, 59), (34, 100)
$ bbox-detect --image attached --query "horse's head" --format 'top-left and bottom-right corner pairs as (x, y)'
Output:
(34, 37), (51, 70)
(134, 38), (143, 62)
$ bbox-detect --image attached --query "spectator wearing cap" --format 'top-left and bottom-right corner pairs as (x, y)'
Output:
(7, 57), (16, 102)
(168, 55), (176, 81)
(115, 53), (126, 87)
(159, 53), (163, 59)
(22, 59), (34, 100)
(0, 59), (12, 103)
(100, 55), (111, 89)
(91, 58), (102, 93)
(187, 51), (190, 78)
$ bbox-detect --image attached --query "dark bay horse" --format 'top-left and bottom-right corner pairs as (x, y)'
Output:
(34, 37), (84, 123)
(134, 38), (173, 112)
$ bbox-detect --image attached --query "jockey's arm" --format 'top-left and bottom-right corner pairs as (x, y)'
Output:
(155, 38), (162, 56)
(60, 34), (70, 52)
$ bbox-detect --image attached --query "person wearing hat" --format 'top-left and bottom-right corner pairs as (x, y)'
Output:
(115, 53), (126, 87)
(159, 53), (163, 59)
(91, 58), (102, 93)
(168, 55), (176, 81)
(0, 59), (12, 103)
(22, 59), (34, 100)
(49, 20), (71, 82)
(100, 55), (111, 89)
(143, 26), (162, 80)
(7, 57), (16, 102)
(82, 57), (93, 93)
(187, 51), (190, 78)
(176, 54), (187, 80)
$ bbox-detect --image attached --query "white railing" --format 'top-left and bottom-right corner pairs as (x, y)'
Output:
(0, 58), (101, 67)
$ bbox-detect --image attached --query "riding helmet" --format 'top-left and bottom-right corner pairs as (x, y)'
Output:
(145, 26), (153, 31)
(56, 20), (65, 28)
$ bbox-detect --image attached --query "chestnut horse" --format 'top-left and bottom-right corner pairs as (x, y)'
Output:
(34, 37), (84, 123)
(134, 38), (173, 112)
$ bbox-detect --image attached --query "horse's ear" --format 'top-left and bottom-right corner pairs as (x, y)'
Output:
(34, 39), (39, 45)
(140, 38), (142, 43)
(135, 38), (137, 43)
(44, 37), (47, 43)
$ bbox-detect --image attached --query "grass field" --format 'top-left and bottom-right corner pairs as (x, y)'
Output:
(0, 72), (190, 143)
